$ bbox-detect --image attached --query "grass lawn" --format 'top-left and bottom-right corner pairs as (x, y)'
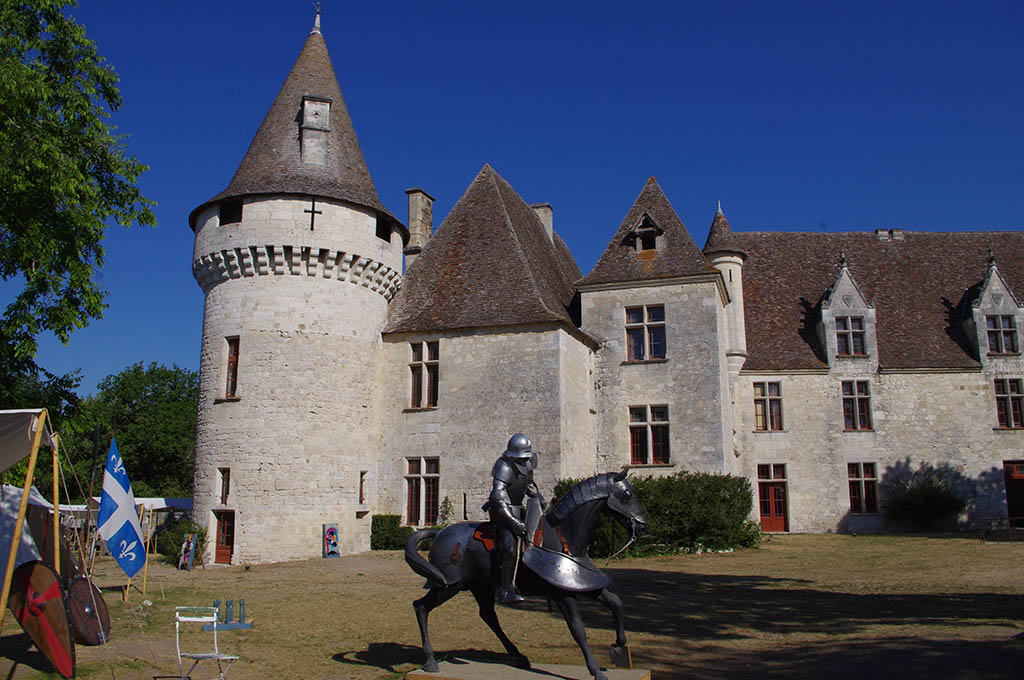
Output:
(1, 533), (1021, 679)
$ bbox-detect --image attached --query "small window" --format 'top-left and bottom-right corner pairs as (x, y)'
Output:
(625, 305), (666, 361)
(753, 382), (783, 431)
(225, 337), (240, 398)
(987, 316), (1019, 354)
(220, 199), (242, 225)
(409, 341), (439, 408)
(629, 405), (670, 465)
(842, 380), (872, 431)
(359, 471), (367, 505)
(848, 462), (878, 513)
(995, 378), (1024, 429)
(376, 216), (391, 242)
(406, 457), (440, 526)
(219, 467), (230, 505)
(836, 317), (866, 356)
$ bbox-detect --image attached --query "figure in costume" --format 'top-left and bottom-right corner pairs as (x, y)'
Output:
(483, 433), (545, 604)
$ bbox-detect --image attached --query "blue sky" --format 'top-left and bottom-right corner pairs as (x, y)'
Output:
(18, 0), (1024, 395)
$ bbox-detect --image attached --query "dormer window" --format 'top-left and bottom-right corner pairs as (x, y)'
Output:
(633, 214), (662, 252)
(987, 315), (1019, 354)
(300, 95), (332, 166)
(835, 317), (866, 356)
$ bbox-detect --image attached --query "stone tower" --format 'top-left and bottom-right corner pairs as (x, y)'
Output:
(188, 13), (407, 564)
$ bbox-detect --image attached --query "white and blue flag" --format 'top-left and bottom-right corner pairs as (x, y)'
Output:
(96, 439), (146, 578)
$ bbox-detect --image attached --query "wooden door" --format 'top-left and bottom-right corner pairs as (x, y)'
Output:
(759, 482), (788, 532)
(214, 511), (235, 564)
(1004, 461), (1024, 528)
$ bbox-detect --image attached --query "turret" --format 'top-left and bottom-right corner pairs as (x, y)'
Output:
(703, 202), (748, 382)
(188, 11), (404, 564)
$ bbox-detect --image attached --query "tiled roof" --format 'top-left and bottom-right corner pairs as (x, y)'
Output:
(703, 204), (746, 256)
(579, 178), (717, 287)
(384, 165), (582, 335)
(189, 27), (404, 239)
(728, 229), (1024, 371)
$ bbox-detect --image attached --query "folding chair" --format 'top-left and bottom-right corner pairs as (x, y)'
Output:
(175, 606), (239, 679)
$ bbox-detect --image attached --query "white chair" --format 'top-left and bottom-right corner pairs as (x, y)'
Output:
(175, 606), (239, 679)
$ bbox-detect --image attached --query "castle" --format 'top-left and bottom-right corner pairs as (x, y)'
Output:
(189, 16), (1024, 564)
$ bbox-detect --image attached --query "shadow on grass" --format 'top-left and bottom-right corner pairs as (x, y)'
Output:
(362, 569), (1023, 679)
(333, 642), (523, 674)
(0, 632), (52, 674)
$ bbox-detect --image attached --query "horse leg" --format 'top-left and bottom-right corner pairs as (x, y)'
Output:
(588, 588), (629, 667)
(413, 585), (460, 672)
(469, 583), (530, 669)
(553, 592), (607, 680)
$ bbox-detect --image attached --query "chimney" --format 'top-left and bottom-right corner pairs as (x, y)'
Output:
(404, 187), (435, 270)
(875, 229), (890, 241)
(530, 203), (553, 242)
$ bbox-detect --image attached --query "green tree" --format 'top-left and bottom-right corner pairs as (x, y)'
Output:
(51, 362), (198, 500)
(0, 0), (155, 401)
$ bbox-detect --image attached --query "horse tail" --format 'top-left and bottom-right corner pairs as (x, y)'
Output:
(404, 529), (451, 586)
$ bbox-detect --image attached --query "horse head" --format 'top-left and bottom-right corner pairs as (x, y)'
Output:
(605, 469), (648, 543)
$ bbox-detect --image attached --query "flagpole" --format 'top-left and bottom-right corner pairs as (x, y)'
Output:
(52, 434), (60, 578)
(140, 505), (154, 596)
(0, 409), (47, 634)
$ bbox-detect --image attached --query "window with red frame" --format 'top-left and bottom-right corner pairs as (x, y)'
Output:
(848, 462), (878, 513)
(629, 405), (670, 464)
(842, 380), (872, 430)
(995, 378), (1024, 428)
(409, 341), (439, 408)
(625, 305), (666, 361)
(987, 316), (1019, 354)
(406, 457), (440, 526)
(225, 337), (240, 398)
(754, 382), (784, 431)
(835, 317), (866, 356)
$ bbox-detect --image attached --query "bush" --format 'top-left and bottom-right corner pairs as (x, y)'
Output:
(554, 471), (760, 557)
(371, 514), (414, 550)
(884, 476), (966, 531)
(155, 516), (207, 566)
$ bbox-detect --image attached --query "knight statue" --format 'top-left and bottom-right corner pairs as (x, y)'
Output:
(483, 433), (545, 604)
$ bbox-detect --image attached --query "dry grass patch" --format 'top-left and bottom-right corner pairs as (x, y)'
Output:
(1, 534), (1021, 679)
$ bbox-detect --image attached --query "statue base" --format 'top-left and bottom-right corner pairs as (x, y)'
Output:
(407, 659), (651, 680)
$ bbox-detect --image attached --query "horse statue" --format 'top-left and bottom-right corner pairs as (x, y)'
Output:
(404, 470), (647, 680)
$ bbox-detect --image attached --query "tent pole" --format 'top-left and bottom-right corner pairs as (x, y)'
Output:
(52, 434), (60, 578)
(0, 409), (47, 634)
(141, 506), (153, 596)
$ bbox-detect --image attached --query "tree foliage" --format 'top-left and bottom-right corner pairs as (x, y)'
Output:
(0, 0), (155, 398)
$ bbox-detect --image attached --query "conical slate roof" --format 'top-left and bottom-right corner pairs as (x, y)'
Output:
(384, 165), (582, 334)
(189, 22), (404, 239)
(702, 202), (746, 256)
(579, 178), (716, 287)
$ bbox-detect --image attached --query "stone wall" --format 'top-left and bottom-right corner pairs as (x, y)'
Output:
(192, 195), (401, 563)
(377, 325), (595, 523)
(580, 280), (729, 475)
(734, 370), (1023, 533)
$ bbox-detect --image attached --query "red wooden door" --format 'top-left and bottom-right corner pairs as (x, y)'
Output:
(759, 482), (788, 532)
(214, 511), (235, 564)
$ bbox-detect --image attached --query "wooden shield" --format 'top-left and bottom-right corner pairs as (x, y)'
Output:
(66, 575), (110, 646)
(6, 560), (76, 678)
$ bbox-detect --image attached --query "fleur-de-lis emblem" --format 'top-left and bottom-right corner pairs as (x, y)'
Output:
(119, 539), (138, 562)
(111, 455), (125, 476)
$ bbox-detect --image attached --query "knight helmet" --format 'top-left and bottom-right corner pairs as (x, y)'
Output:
(502, 433), (533, 460)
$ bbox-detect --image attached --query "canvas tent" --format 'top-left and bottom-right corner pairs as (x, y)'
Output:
(0, 409), (59, 631)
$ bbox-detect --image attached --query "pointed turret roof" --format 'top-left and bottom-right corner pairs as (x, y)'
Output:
(579, 178), (716, 287)
(384, 165), (582, 335)
(189, 16), (404, 239)
(702, 201), (746, 256)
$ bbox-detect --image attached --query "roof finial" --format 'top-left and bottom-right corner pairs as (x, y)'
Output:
(716, 200), (723, 215)
(987, 249), (996, 268)
(312, 1), (322, 34)
(839, 251), (848, 268)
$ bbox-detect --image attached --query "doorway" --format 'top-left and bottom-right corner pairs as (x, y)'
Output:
(1004, 461), (1024, 528)
(214, 511), (235, 564)
(758, 463), (789, 532)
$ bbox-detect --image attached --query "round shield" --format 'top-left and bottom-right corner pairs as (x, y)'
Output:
(66, 576), (111, 646)
(6, 560), (76, 678)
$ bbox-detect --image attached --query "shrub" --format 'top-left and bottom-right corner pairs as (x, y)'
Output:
(371, 514), (414, 550)
(884, 476), (966, 531)
(155, 516), (208, 566)
(554, 471), (760, 557)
